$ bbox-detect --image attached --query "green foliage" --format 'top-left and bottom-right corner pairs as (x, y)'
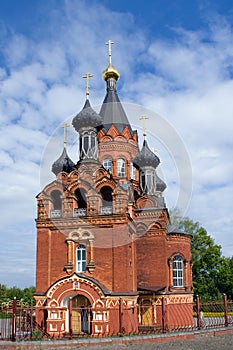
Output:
(216, 257), (233, 298)
(0, 285), (35, 306)
(170, 211), (233, 300)
(31, 330), (44, 341)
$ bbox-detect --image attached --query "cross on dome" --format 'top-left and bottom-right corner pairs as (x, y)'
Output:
(140, 115), (148, 140)
(106, 40), (114, 65)
(61, 123), (69, 149)
(82, 72), (93, 99)
(102, 40), (120, 81)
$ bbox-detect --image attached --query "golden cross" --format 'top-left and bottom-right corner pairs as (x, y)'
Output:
(61, 123), (69, 149)
(106, 40), (114, 65)
(82, 72), (93, 99)
(140, 115), (149, 140)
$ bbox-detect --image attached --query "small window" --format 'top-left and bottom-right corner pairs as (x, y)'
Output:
(130, 162), (136, 180)
(100, 186), (113, 214)
(75, 188), (87, 208)
(51, 190), (62, 210)
(103, 158), (112, 173)
(50, 190), (62, 218)
(173, 255), (183, 287)
(117, 158), (125, 177)
(95, 313), (103, 321)
(77, 245), (86, 273)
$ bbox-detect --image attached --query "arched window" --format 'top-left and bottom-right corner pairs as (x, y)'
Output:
(103, 158), (112, 173)
(74, 188), (87, 216)
(100, 186), (113, 215)
(140, 168), (156, 194)
(75, 188), (87, 208)
(50, 190), (62, 218)
(173, 256), (183, 287)
(130, 161), (136, 180)
(51, 190), (62, 210)
(117, 158), (125, 177)
(77, 244), (86, 272)
(80, 130), (98, 160)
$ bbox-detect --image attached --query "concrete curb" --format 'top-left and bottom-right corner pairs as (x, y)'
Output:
(1, 327), (233, 349)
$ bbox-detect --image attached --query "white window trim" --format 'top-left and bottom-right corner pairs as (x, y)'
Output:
(117, 158), (125, 177)
(76, 244), (86, 273)
(173, 255), (184, 287)
(103, 158), (112, 173)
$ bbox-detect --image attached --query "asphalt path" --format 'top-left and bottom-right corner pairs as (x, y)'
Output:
(78, 333), (233, 350)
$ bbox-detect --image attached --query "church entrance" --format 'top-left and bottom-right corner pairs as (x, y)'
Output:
(139, 300), (153, 326)
(71, 295), (92, 334)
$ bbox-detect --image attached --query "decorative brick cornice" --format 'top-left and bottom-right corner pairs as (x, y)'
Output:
(99, 141), (138, 153)
(36, 212), (133, 230)
(134, 208), (166, 220)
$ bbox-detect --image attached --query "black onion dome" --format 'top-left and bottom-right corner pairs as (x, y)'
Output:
(133, 140), (160, 169)
(52, 147), (75, 175)
(72, 99), (102, 132)
(156, 174), (167, 192)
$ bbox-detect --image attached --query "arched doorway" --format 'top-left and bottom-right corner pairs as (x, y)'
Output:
(71, 295), (92, 334)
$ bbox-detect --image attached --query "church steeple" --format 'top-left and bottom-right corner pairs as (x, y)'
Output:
(100, 40), (132, 134)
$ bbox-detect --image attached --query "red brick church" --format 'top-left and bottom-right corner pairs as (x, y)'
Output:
(35, 42), (193, 337)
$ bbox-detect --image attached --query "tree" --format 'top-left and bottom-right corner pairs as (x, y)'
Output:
(215, 257), (233, 299)
(0, 285), (35, 305)
(170, 212), (232, 300)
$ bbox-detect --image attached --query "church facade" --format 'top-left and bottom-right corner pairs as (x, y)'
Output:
(35, 43), (193, 337)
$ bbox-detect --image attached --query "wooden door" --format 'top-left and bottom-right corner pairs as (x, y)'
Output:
(142, 305), (153, 325)
(72, 309), (82, 333)
(71, 295), (91, 334)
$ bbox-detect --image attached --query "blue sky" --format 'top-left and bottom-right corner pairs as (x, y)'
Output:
(1, 0), (233, 288)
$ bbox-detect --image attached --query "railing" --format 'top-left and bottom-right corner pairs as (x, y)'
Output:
(74, 208), (87, 217)
(49, 207), (113, 218)
(1, 295), (233, 341)
(50, 209), (62, 218)
(100, 206), (113, 215)
(0, 300), (52, 341)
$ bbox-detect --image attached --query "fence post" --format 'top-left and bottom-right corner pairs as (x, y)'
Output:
(11, 298), (17, 342)
(196, 295), (201, 330)
(162, 296), (166, 333)
(68, 297), (73, 338)
(119, 297), (123, 336)
(223, 294), (228, 327)
(30, 306), (33, 340)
